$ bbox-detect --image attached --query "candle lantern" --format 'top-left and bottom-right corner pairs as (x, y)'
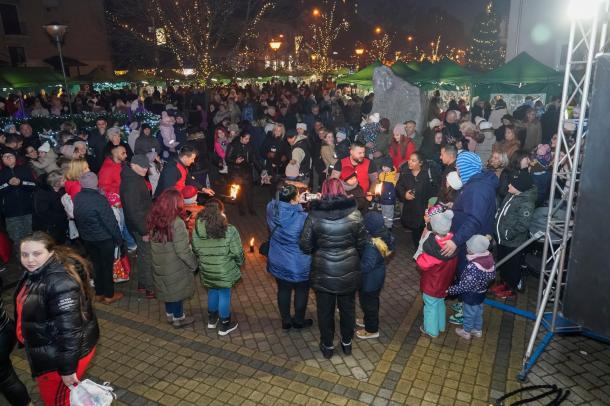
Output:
(229, 184), (240, 200)
(249, 237), (255, 253)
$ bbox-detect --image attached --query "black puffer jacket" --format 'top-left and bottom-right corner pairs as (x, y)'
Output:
(14, 257), (99, 377)
(73, 188), (122, 243)
(299, 197), (367, 294)
(32, 181), (68, 244)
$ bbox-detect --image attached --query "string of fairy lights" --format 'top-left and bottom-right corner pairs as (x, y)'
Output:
(466, 2), (504, 71)
(309, 0), (349, 75)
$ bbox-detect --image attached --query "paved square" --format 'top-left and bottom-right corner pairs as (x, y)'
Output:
(5, 187), (610, 405)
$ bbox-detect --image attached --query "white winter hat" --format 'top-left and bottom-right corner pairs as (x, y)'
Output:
(264, 123), (276, 135)
(38, 141), (51, 153)
(336, 131), (347, 142)
(474, 116), (485, 126)
(480, 121), (493, 130)
(369, 112), (380, 123)
(429, 118), (442, 129)
(296, 123), (307, 131)
(467, 234), (490, 254)
(446, 171), (463, 190)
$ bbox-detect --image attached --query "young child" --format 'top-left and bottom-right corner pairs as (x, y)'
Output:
(182, 185), (204, 239)
(415, 206), (458, 338)
(214, 126), (229, 174)
(492, 170), (536, 299)
(356, 212), (395, 339)
(447, 235), (496, 340)
(341, 168), (368, 214)
(378, 156), (398, 229)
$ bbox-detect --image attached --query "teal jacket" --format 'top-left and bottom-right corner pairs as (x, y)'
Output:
(192, 220), (244, 288)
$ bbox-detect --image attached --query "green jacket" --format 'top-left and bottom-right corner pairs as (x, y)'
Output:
(192, 220), (244, 288)
(150, 218), (197, 302)
(495, 186), (537, 247)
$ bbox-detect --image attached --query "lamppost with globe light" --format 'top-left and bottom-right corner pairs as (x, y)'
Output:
(355, 47), (364, 69)
(269, 39), (282, 71)
(43, 23), (72, 115)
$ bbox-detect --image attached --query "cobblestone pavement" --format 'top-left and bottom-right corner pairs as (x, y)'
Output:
(4, 186), (610, 405)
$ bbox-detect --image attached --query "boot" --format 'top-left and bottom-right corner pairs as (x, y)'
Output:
(319, 342), (334, 359)
(207, 311), (219, 329)
(341, 340), (352, 355)
(218, 316), (238, 336)
(172, 314), (195, 328)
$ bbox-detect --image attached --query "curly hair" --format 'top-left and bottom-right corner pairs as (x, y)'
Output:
(147, 188), (184, 243)
(198, 199), (228, 239)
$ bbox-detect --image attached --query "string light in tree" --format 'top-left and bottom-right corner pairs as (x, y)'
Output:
(370, 33), (391, 63)
(309, 0), (349, 76)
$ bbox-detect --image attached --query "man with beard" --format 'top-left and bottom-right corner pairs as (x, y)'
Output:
(331, 141), (378, 195)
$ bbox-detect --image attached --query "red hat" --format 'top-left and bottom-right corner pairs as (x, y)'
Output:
(181, 185), (198, 200)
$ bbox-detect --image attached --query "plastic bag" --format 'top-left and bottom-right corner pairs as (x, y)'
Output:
(69, 379), (116, 406)
(112, 247), (130, 283)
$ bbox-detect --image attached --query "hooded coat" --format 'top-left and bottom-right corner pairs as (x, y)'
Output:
(448, 252), (496, 305)
(266, 200), (311, 283)
(299, 197), (367, 294)
(150, 218), (197, 302)
(416, 233), (458, 298)
(192, 220), (244, 289)
(495, 186), (537, 247)
(360, 230), (395, 293)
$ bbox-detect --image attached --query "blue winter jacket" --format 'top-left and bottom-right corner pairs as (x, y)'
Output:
(360, 231), (395, 293)
(266, 200), (312, 282)
(450, 171), (499, 247)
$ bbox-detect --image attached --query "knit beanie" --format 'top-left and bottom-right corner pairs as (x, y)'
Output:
(336, 131), (347, 142)
(393, 123), (406, 136)
(466, 234), (490, 254)
(429, 207), (453, 236)
(79, 172), (98, 189)
(38, 142), (51, 153)
(456, 152), (483, 184)
(446, 171), (463, 190)
(363, 212), (385, 237)
(379, 156), (394, 171)
(296, 123), (307, 131)
(131, 154), (150, 169)
(510, 170), (534, 192)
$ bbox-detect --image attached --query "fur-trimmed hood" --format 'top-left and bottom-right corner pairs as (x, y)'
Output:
(309, 196), (357, 220)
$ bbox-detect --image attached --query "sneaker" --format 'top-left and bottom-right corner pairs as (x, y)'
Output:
(219, 166), (228, 174)
(450, 302), (463, 313)
(165, 313), (173, 323)
(355, 318), (365, 328)
(207, 311), (219, 329)
(101, 292), (124, 305)
(471, 330), (483, 338)
(127, 245), (138, 253)
(448, 314), (464, 325)
(455, 327), (471, 340)
(172, 315), (195, 328)
(319, 342), (334, 359)
(356, 329), (380, 339)
(490, 282), (508, 294)
(341, 341), (352, 355)
(516, 278), (525, 292)
(282, 321), (292, 330)
(419, 325), (438, 338)
(218, 317), (238, 336)
(495, 288), (516, 299)
(292, 319), (313, 329)
(0, 264), (6, 273)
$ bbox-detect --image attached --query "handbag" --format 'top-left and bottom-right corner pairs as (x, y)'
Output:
(69, 379), (116, 406)
(112, 247), (131, 283)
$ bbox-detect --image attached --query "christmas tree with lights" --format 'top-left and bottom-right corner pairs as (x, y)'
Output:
(467, 2), (504, 71)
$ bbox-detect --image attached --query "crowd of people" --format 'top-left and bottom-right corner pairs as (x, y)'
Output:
(0, 81), (566, 404)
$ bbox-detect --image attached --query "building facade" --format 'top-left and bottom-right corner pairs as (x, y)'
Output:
(0, 0), (112, 74)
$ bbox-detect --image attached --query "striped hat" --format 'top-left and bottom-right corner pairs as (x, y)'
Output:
(456, 152), (483, 184)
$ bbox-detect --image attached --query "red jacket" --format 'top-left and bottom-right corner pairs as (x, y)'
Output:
(416, 232), (458, 298)
(98, 158), (123, 197)
(389, 139), (416, 170)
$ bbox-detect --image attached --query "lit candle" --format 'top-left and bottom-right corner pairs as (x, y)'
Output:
(374, 183), (382, 196)
(249, 237), (255, 253)
(230, 184), (240, 200)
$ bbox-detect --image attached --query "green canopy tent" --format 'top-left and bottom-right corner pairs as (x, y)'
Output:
(390, 61), (417, 81)
(336, 60), (383, 88)
(472, 52), (563, 99)
(408, 58), (474, 90)
(76, 67), (117, 83)
(406, 60), (432, 73)
(0, 67), (67, 88)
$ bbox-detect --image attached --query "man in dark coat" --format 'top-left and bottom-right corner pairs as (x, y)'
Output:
(88, 118), (108, 173)
(121, 154), (154, 297)
(154, 144), (214, 198)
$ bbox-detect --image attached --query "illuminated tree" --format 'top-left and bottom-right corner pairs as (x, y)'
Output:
(467, 2), (503, 71)
(106, 0), (275, 83)
(309, 0), (349, 76)
(369, 34), (391, 63)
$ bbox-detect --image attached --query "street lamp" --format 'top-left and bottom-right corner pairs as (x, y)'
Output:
(374, 26), (382, 35)
(43, 23), (72, 115)
(355, 48), (364, 70)
(312, 8), (320, 17)
(269, 39), (282, 71)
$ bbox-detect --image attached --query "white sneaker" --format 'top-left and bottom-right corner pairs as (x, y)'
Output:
(356, 329), (379, 339)
(471, 330), (483, 338)
(219, 166), (228, 174)
(455, 327), (471, 340)
(356, 318), (365, 328)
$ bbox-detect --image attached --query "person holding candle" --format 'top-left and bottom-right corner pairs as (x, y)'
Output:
(192, 199), (244, 336)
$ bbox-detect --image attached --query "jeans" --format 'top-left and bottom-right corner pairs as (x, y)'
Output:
(118, 208), (136, 249)
(380, 204), (395, 228)
(132, 232), (153, 291)
(165, 301), (184, 318)
(497, 244), (524, 291)
(422, 293), (446, 337)
(0, 321), (30, 406)
(316, 291), (355, 347)
(276, 278), (310, 325)
(5, 215), (32, 249)
(83, 239), (115, 298)
(359, 289), (380, 333)
(208, 288), (231, 319)
(463, 303), (483, 332)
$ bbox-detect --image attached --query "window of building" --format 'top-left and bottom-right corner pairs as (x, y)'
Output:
(0, 4), (21, 35)
(8, 46), (25, 66)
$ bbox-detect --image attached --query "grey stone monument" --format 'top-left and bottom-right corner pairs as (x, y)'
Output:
(371, 66), (427, 133)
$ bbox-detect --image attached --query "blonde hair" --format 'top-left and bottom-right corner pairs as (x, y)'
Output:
(64, 158), (89, 181)
(273, 123), (286, 138)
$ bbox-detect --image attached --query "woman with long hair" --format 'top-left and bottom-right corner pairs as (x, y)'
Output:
(389, 123), (416, 170)
(300, 178), (367, 358)
(493, 124), (520, 161)
(63, 158), (89, 199)
(147, 189), (198, 328)
(15, 232), (99, 406)
(192, 199), (244, 336)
